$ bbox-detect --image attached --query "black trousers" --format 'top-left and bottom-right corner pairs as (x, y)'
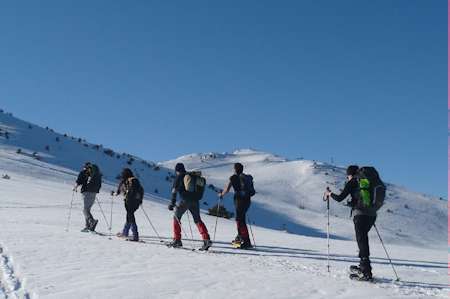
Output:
(234, 197), (251, 223)
(353, 215), (376, 261)
(126, 203), (139, 224)
(175, 199), (202, 223)
(234, 196), (251, 241)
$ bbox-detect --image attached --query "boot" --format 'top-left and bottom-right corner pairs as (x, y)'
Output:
(129, 223), (139, 242)
(82, 218), (90, 232)
(167, 239), (183, 248)
(89, 219), (99, 232)
(240, 238), (253, 249)
(117, 222), (131, 238)
(199, 240), (212, 251)
(359, 258), (373, 280)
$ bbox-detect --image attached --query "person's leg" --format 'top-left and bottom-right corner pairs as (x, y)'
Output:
(173, 200), (188, 241)
(354, 215), (373, 276)
(121, 203), (131, 236)
(235, 198), (250, 244)
(129, 206), (139, 241)
(82, 192), (96, 228)
(188, 200), (210, 240)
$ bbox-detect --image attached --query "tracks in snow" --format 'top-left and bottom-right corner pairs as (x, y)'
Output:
(0, 245), (30, 299)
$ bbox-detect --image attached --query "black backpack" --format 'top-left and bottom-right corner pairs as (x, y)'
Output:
(239, 174), (256, 198)
(183, 172), (206, 201)
(128, 177), (144, 205)
(88, 164), (102, 193)
(357, 167), (386, 210)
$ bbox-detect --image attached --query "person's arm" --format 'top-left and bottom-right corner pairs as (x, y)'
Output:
(113, 180), (124, 196)
(219, 181), (232, 198)
(74, 171), (86, 191)
(168, 175), (180, 210)
(330, 181), (354, 202)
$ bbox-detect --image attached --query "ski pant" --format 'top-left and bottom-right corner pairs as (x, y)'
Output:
(82, 192), (96, 228)
(353, 215), (376, 273)
(234, 196), (251, 243)
(173, 199), (210, 241)
(122, 203), (139, 239)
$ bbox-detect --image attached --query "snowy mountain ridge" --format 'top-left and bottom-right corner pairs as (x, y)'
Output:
(0, 110), (446, 248)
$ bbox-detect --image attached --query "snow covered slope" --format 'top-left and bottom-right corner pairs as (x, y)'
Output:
(161, 150), (447, 248)
(0, 110), (178, 199)
(0, 110), (447, 298)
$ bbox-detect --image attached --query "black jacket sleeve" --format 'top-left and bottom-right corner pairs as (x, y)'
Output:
(331, 179), (358, 202)
(171, 174), (180, 202)
(116, 180), (125, 195)
(76, 171), (87, 186)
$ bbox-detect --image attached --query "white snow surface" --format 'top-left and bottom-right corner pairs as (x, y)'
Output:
(0, 111), (447, 298)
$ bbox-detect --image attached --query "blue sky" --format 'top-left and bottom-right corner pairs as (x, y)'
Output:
(0, 1), (447, 197)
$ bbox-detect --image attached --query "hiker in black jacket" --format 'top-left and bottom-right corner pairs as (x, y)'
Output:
(219, 163), (253, 249)
(114, 168), (142, 242)
(167, 163), (211, 250)
(74, 162), (102, 232)
(325, 165), (377, 280)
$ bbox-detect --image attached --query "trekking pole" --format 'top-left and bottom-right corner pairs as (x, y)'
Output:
(213, 196), (222, 242)
(323, 188), (331, 273)
(95, 197), (110, 229)
(374, 224), (400, 282)
(141, 205), (164, 242)
(247, 215), (256, 248)
(65, 190), (76, 232)
(186, 211), (195, 246)
(109, 194), (114, 239)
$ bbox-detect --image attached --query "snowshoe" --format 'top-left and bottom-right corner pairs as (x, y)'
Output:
(126, 236), (139, 242)
(349, 265), (362, 273)
(231, 239), (252, 249)
(231, 239), (243, 249)
(116, 232), (128, 238)
(349, 273), (373, 282)
(126, 237), (142, 243)
(199, 240), (212, 251)
(240, 241), (253, 250)
(166, 239), (183, 248)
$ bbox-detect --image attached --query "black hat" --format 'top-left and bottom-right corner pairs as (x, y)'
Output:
(121, 168), (134, 179)
(234, 163), (244, 174)
(346, 165), (359, 176)
(175, 163), (186, 173)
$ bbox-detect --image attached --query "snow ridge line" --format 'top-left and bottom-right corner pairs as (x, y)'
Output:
(0, 245), (31, 299)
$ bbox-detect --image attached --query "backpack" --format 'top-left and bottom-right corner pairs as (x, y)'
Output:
(238, 174), (256, 198)
(88, 164), (102, 192)
(128, 177), (144, 205)
(183, 171), (206, 201)
(357, 167), (386, 210)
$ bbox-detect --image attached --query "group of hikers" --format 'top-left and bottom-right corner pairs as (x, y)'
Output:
(73, 162), (386, 281)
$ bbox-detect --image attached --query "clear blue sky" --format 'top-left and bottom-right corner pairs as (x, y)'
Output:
(0, 1), (446, 197)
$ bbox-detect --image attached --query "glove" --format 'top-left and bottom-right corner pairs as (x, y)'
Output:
(168, 200), (176, 211)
